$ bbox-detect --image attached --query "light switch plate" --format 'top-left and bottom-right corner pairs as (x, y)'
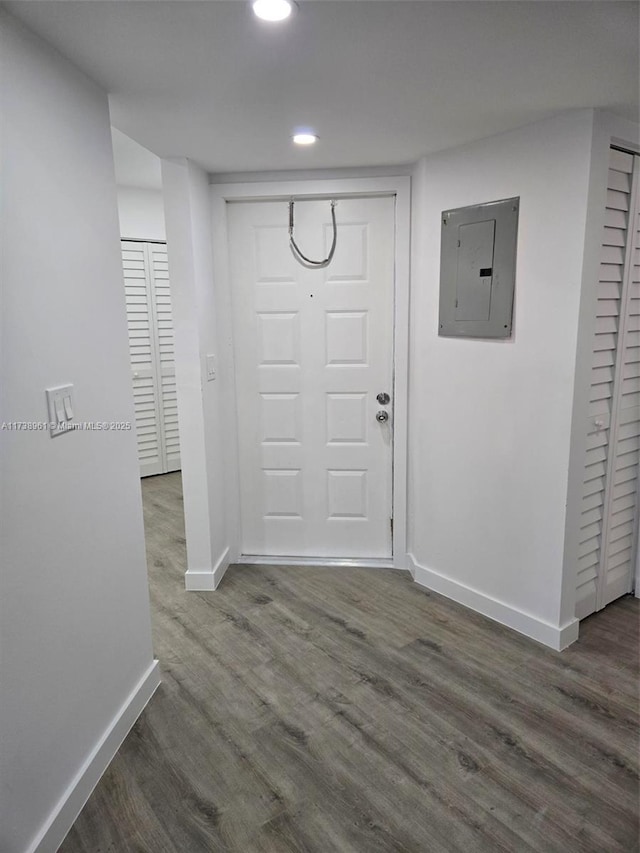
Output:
(46, 384), (75, 437)
(206, 354), (216, 382)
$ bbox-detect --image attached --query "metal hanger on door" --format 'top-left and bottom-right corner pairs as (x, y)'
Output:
(288, 199), (338, 268)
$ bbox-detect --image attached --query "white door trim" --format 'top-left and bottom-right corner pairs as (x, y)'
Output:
(211, 176), (410, 571)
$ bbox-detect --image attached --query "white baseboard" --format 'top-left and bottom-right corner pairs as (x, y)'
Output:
(557, 618), (580, 649)
(409, 555), (579, 651)
(31, 659), (160, 853)
(185, 546), (230, 591)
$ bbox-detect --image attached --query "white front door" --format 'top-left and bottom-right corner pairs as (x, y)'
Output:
(228, 195), (395, 559)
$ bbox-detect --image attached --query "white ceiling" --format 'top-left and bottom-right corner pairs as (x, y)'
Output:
(8, 1), (639, 175)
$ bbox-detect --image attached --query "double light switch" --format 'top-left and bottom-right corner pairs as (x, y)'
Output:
(46, 384), (75, 437)
(206, 354), (217, 381)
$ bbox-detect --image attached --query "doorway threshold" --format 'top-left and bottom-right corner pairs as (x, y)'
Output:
(238, 555), (402, 571)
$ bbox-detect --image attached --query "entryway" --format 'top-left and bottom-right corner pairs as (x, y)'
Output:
(226, 194), (397, 561)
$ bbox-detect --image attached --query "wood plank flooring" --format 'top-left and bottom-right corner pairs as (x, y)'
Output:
(60, 472), (640, 852)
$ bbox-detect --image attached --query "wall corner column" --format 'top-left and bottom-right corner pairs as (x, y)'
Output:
(161, 158), (231, 590)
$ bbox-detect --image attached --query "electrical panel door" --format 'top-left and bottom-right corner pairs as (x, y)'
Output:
(439, 197), (519, 339)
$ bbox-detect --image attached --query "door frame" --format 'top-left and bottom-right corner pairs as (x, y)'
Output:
(211, 176), (410, 571)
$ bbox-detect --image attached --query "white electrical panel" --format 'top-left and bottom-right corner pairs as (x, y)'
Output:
(439, 197), (519, 339)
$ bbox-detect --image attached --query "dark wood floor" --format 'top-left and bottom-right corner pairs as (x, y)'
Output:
(60, 472), (639, 852)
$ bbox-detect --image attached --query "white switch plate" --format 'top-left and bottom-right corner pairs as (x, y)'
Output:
(46, 384), (75, 437)
(206, 354), (216, 381)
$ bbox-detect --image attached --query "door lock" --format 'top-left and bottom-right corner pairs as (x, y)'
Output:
(376, 410), (389, 423)
(376, 392), (390, 405)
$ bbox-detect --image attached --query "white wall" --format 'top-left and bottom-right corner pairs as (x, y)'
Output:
(0, 13), (158, 853)
(408, 111), (596, 649)
(161, 159), (232, 589)
(117, 185), (166, 241)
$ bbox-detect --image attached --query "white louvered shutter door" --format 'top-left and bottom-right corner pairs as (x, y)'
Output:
(576, 149), (639, 618)
(598, 152), (640, 608)
(148, 244), (181, 472)
(122, 241), (164, 477)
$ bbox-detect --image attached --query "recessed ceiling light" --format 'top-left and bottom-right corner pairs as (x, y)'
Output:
(252, 0), (294, 22)
(293, 133), (318, 146)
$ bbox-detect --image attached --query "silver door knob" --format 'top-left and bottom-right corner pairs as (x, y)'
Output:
(376, 410), (389, 423)
(377, 392), (390, 405)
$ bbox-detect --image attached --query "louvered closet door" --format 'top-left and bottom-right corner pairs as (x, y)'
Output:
(122, 241), (180, 477)
(148, 244), (181, 472)
(576, 149), (640, 619)
(123, 241), (164, 476)
(599, 152), (640, 608)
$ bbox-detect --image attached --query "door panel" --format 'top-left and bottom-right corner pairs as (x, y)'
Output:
(123, 241), (164, 477)
(576, 149), (640, 618)
(122, 240), (180, 477)
(228, 196), (395, 558)
(148, 243), (181, 473)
